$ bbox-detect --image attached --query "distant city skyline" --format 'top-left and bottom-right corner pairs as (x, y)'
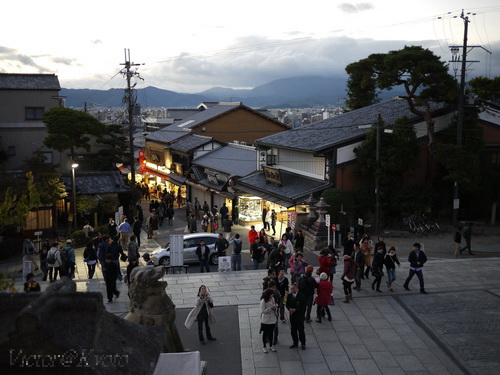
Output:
(1, 1), (499, 93)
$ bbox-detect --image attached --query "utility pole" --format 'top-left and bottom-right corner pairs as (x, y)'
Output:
(375, 114), (382, 236)
(448, 10), (491, 225)
(120, 49), (143, 186)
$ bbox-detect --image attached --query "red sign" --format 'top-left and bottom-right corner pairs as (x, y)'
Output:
(331, 224), (336, 232)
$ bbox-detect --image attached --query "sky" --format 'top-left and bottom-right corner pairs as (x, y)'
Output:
(2, 1), (500, 94)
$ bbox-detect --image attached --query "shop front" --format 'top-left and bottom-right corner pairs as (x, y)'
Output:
(142, 163), (187, 201)
(236, 167), (332, 234)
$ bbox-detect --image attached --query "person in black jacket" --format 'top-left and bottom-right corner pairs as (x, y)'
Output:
(83, 240), (98, 279)
(103, 254), (120, 303)
(342, 232), (355, 256)
(214, 233), (229, 257)
(298, 265), (317, 323)
(353, 243), (365, 291)
(132, 217), (142, 247)
(294, 230), (305, 251)
(403, 243), (428, 294)
(286, 283), (307, 350)
(196, 240), (211, 273)
(106, 235), (126, 281)
(371, 246), (384, 292)
(384, 246), (400, 292)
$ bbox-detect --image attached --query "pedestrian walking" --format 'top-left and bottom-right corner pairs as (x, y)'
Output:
(315, 272), (333, 323)
(360, 238), (372, 279)
(146, 211), (159, 239)
(132, 216), (142, 247)
(403, 242), (428, 294)
(384, 246), (400, 292)
(118, 218), (131, 249)
(286, 283), (307, 350)
(83, 240), (97, 279)
(275, 269), (289, 322)
(22, 237), (40, 272)
(46, 242), (61, 282)
(127, 235), (140, 261)
(461, 222), (475, 255)
(454, 225), (463, 258)
(103, 254), (120, 303)
(260, 288), (278, 353)
(371, 246), (384, 292)
(353, 243), (365, 291)
(184, 285), (217, 345)
(341, 255), (358, 303)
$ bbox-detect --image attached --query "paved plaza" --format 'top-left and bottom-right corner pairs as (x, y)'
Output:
(2, 211), (500, 374)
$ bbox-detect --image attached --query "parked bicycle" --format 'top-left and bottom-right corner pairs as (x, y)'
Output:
(404, 214), (440, 237)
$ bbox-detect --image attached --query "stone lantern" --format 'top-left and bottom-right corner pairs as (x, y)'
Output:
(315, 197), (330, 228)
(304, 193), (318, 229)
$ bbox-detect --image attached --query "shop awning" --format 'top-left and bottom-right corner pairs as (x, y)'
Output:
(237, 170), (332, 208)
(236, 185), (295, 208)
(142, 168), (186, 186)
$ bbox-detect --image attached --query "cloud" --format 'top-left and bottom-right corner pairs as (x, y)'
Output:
(91, 39), (102, 44)
(0, 46), (47, 71)
(146, 36), (419, 92)
(338, 3), (374, 14)
(50, 56), (78, 65)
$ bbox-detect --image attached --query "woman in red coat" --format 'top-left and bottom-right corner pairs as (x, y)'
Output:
(318, 248), (335, 280)
(315, 272), (333, 323)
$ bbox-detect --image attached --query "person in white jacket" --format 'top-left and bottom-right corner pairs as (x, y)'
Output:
(184, 285), (217, 345)
(260, 288), (278, 353)
(46, 243), (62, 282)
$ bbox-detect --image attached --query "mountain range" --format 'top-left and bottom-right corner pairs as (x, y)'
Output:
(61, 76), (349, 109)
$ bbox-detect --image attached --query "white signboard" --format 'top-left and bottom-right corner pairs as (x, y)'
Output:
(218, 256), (231, 272)
(170, 235), (184, 267)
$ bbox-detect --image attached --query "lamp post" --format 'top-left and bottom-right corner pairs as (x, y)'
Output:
(71, 163), (78, 230)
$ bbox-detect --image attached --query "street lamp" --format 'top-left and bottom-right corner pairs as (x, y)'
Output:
(71, 163), (79, 230)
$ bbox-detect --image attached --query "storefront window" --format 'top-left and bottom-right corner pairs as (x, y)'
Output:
(239, 197), (262, 223)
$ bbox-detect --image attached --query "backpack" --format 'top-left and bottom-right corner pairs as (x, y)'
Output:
(60, 249), (68, 265)
(233, 240), (242, 254)
(46, 250), (56, 265)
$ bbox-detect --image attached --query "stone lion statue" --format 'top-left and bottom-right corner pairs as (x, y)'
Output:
(124, 265), (184, 353)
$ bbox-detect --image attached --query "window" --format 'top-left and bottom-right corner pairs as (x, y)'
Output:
(491, 152), (500, 170)
(266, 154), (277, 166)
(25, 107), (44, 120)
(7, 146), (15, 156)
(38, 152), (53, 164)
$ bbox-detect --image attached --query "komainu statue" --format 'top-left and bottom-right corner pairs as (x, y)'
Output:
(125, 266), (184, 353)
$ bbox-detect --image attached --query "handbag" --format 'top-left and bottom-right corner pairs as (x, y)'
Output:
(120, 253), (128, 262)
(208, 301), (214, 308)
(329, 295), (335, 305)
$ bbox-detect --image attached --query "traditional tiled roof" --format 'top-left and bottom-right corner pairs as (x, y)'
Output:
(170, 103), (285, 130)
(169, 134), (214, 153)
(256, 99), (449, 153)
(192, 144), (258, 177)
(145, 129), (188, 144)
(61, 171), (130, 195)
(0, 73), (61, 90)
(237, 170), (332, 208)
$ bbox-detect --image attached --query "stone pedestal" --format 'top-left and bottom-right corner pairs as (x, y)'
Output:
(302, 221), (329, 253)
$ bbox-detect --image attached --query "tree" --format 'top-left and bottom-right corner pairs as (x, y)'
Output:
(354, 117), (419, 187)
(0, 172), (41, 235)
(469, 76), (500, 102)
(43, 108), (106, 161)
(91, 124), (128, 171)
(23, 153), (67, 206)
(346, 46), (458, 158)
(345, 56), (381, 110)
